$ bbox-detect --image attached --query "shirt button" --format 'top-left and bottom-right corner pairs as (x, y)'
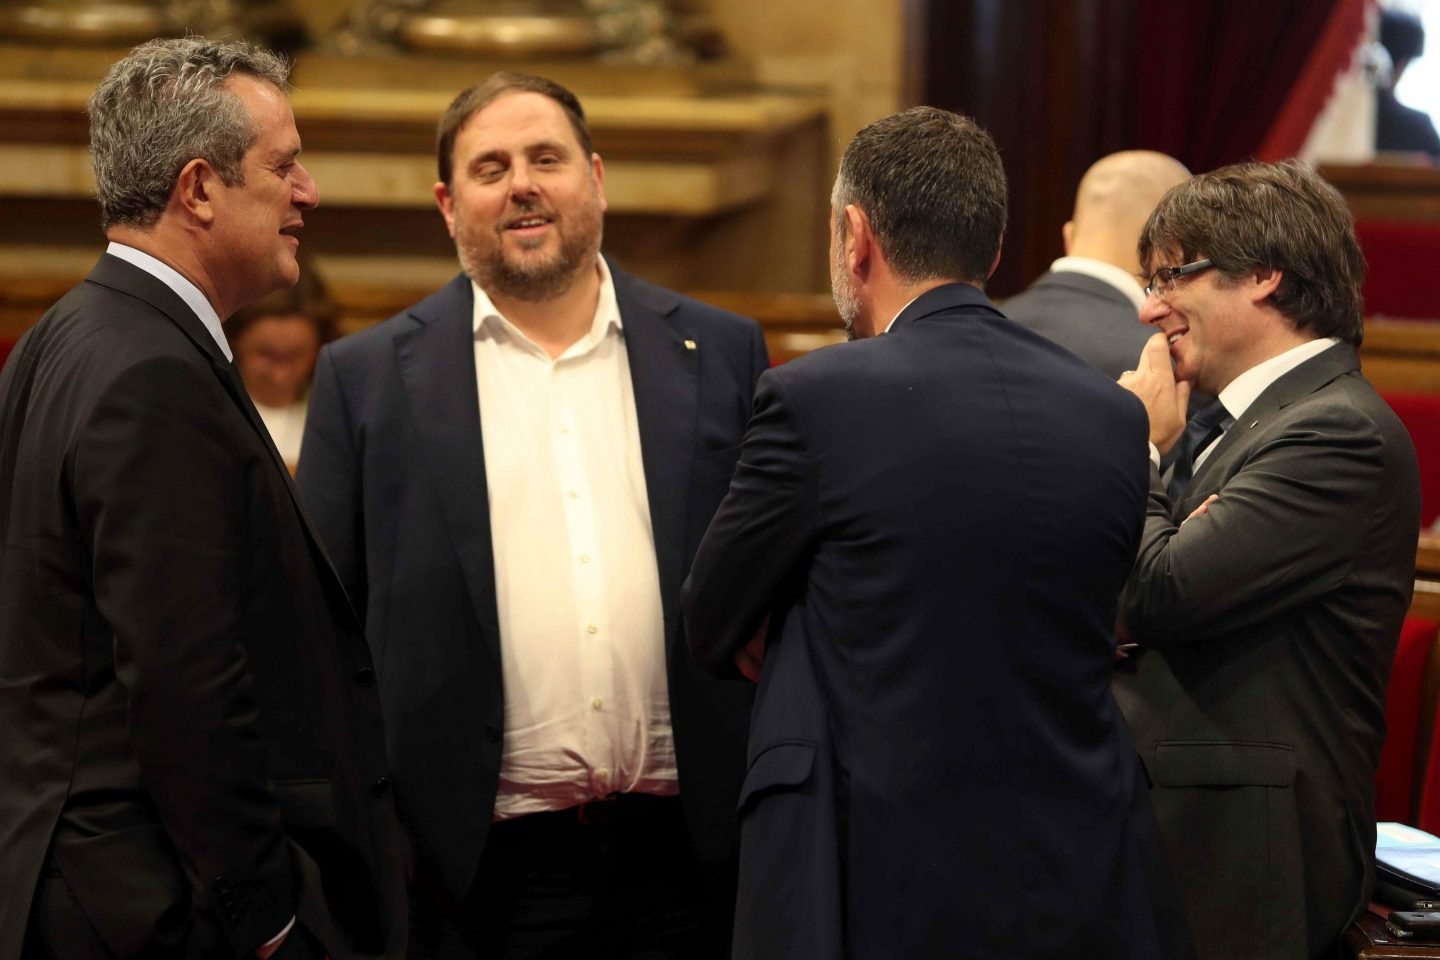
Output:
(579, 553), (591, 564)
(568, 489), (579, 498)
(596, 768), (609, 781)
(371, 777), (391, 797)
(587, 624), (598, 635)
(559, 424), (570, 434)
(591, 698), (603, 711)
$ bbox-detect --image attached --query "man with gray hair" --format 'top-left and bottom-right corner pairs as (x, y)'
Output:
(683, 107), (1192, 959)
(0, 37), (406, 960)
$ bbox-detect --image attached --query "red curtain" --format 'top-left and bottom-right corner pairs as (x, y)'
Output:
(1135, 0), (1358, 171)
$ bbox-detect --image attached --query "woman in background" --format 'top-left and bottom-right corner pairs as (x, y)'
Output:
(225, 263), (338, 472)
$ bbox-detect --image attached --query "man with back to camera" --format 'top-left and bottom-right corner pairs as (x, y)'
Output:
(296, 72), (768, 957)
(1114, 160), (1421, 960)
(1003, 149), (1190, 380)
(0, 37), (406, 960)
(682, 106), (1195, 960)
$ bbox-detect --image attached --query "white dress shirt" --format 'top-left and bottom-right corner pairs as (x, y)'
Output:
(105, 242), (232, 361)
(1194, 337), (1343, 472)
(1149, 337), (1343, 470)
(472, 258), (676, 819)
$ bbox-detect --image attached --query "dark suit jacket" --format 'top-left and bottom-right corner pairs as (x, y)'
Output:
(1002, 268), (1151, 380)
(1115, 343), (1421, 960)
(684, 283), (1194, 959)
(1003, 268), (1217, 416)
(295, 260), (768, 901)
(0, 255), (407, 960)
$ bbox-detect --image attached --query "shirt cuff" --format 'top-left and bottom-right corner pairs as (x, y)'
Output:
(260, 916), (295, 952)
(1148, 442), (1161, 469)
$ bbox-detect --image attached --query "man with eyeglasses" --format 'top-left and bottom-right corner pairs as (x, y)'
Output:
(1114, 160), (1421, 960)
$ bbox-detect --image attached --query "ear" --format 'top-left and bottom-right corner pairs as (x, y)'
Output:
(590, 153), (607, 214)
(843, 203), (872, 279)
(987, 232), (1005, 281)
(1250, 265), (1283, 303)
(175, 158), (217, 226)
(1061, 220), (1074, 255)
(433, 181), (458, 239)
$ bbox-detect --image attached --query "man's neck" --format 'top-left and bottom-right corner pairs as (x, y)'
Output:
(490, 260), (603, 359)
(107, 224), (226, 317)
(870, 277), (968, 335)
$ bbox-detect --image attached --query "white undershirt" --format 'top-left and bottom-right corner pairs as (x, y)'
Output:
(472, 258), (675, 819)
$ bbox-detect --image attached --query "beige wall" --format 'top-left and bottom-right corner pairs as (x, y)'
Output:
(291, 0), (906, 163)
(697, 0), (905, 156)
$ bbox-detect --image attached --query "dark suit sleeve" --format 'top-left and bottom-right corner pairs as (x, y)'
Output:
(748, 320), (770, 388)
(1122, 402), (1391, 645)
(683, 370), (819, 678)
(297, 345), (366, 612)
(71, 354), (295, 953)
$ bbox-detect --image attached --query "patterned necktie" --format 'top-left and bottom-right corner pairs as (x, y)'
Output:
(1167, 400), (1230, 501)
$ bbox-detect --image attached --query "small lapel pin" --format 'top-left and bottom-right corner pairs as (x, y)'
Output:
(1249, 420), (1259, 429)
(683, 339), (697, 351)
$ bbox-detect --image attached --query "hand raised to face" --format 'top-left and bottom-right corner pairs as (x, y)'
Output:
(1118, 332), (1191, 455)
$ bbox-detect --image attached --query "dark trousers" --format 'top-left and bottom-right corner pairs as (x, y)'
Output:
(23, 867), (116, 960)
(410, 794), (734, 960)
(24, 856), (322, 960)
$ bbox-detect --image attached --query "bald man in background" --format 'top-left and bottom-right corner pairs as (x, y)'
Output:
(1004, 150), (1190, 380)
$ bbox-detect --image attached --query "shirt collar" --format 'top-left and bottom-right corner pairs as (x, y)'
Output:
(882, 293), (924, 334)
(1216, 337), (1342, 421)
(105, 241), (232, 361)
(471, 256), (621, 357)
(1048, 256), (1146, 312)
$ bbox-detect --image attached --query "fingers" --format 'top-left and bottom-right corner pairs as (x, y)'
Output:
(1183, 494), (1219, 524)
(1138, 332), (1173, 379)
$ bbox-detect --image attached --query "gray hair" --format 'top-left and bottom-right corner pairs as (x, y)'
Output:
(833, 106), (1007, 288)
(88, 36), (291, 230)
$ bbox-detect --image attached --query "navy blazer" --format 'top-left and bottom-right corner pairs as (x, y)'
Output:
(685, 283), (1195, 959)
(297, 260), (768, 900)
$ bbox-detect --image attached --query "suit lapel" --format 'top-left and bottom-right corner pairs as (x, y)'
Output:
(614, 266), (698, 625)
(1180, 342), (1360, 510)
(393, 278), (502, 663)
(86, 254), (363, 630)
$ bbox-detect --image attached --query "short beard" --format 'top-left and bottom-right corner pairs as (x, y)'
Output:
(457, 201), (603, 303)
(831, 250), (863, 341)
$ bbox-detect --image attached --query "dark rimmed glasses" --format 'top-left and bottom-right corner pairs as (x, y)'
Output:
(1144, 258), (1213, 300)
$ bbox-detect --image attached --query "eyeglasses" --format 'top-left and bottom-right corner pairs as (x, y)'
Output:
(1144, 258), (1214, 300)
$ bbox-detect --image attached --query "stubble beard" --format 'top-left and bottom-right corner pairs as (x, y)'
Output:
(456, 199), (604, 303)
(831, 249), (863, 341)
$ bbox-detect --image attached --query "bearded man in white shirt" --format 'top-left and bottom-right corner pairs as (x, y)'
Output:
(297, 72), (768, 958)
(1114, 160), (1421, 960)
